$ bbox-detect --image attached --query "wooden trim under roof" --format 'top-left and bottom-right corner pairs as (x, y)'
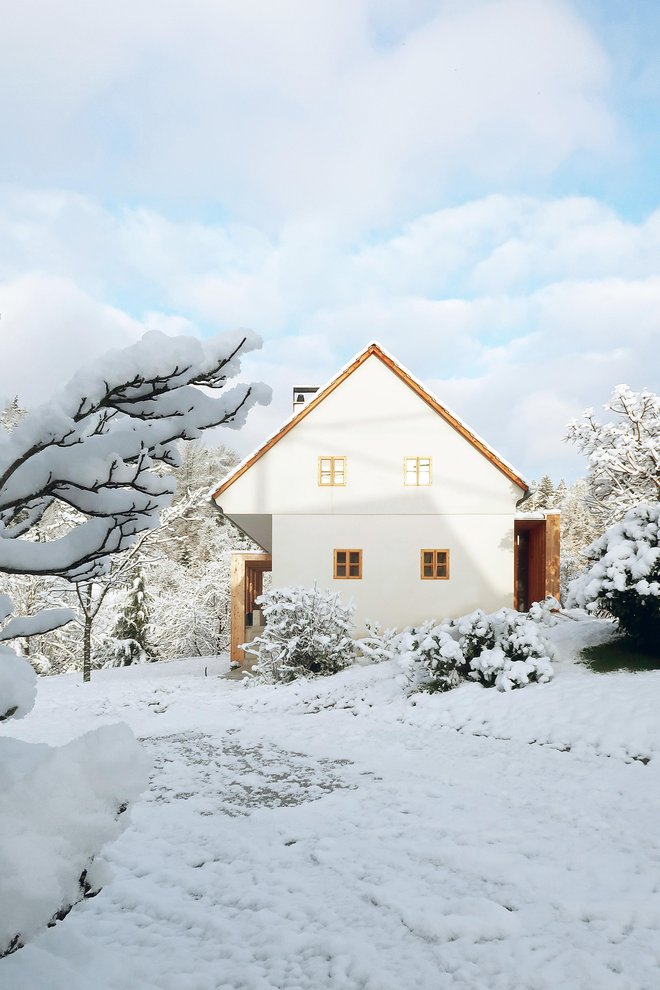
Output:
(212, 343), (529, 499)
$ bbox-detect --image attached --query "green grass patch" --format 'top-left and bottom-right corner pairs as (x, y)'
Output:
(582, 637), (660, 674)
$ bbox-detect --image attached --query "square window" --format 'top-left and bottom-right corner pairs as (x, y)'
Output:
(404, 456), (432, 486)
(334, 548), (362, 579)
(319, 456), (347, 486)
(420, 549), (450, 580)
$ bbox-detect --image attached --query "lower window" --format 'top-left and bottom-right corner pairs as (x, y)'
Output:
(420, 549), (450, 580)
(334, 549), (362, 579)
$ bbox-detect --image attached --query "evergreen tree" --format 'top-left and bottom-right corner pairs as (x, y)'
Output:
(527, 474), (555, 510)
(108, 570), (153, 665)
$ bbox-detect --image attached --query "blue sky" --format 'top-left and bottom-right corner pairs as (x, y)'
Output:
(0, 0), (658, 481)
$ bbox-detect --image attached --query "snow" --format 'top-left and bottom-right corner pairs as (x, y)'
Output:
(569, 503), (660, 608)
(0, 607), (76, 642)
(2, 621), (660, 988)
(0, 648), (36, 720)
(0, 723), (150, 955)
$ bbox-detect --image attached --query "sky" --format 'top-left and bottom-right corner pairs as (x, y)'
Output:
(1, 0), (659, 482)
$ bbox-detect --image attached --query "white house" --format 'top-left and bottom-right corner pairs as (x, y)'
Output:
(212, 342), (560, 663)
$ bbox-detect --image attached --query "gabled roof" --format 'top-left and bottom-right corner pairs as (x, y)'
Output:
(212, 341), (529, 499)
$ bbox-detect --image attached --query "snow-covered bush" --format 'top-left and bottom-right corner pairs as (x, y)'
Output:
(568, 503), (660, 652)
(0, 723), (150, 957)
(0, 646), (37, 722)
(396, 621), (464, 693)
(354, 619), (400, 664)
(360, 605), (556, 694)
(461, 609), (556, 691)
(246, 585), (355, 684)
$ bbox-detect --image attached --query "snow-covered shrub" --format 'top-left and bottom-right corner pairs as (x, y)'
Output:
(455, 609), (497, 668)
(568, 503), (660, 652)
(396, 621), (464, 693)
(464, 610), (555, 691)
(0, 646), (37, 721)
(394, 607), (555, 694)
(355, 619), (400, 664)
(0, 723), (150, 957)
(246, 585), (355, 684)
(528, 596), (560, 626)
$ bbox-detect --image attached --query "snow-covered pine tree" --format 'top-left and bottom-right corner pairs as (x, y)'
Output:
(525, 474), (556, 511)
(104, 569), (153, 666)
(565, 385), (660, 525)
(568, 504), (660, 654)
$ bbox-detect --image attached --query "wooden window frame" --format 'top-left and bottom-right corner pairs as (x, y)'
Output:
(334, 549), (362, 580)
(318, 456), (347, 487)
(404, 456), (432, 486)
(420, 549), (450, 580)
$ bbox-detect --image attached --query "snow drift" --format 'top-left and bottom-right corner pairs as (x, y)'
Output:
(0, 722), (150, 957)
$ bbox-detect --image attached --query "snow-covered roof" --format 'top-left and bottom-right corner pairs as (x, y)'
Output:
(212, 341), (529, 499)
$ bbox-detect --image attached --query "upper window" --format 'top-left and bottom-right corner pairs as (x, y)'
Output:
(404, 456), (432, 486)
(319, 456), (346, 486)
(420, 549), (450, 580)
(334, 549), (362, 579)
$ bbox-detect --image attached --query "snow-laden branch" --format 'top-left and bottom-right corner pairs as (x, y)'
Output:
(565, 385), (660, 525)
(0, 329), (270, 580)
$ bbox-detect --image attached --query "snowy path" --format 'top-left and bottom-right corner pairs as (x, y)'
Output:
(3, 641), (660, 990)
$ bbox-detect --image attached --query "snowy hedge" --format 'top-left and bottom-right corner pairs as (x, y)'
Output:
(0, 723), (150, 957)
(245, 585), (355, 684)
(568, 503), (660, 652)
(358, 601), (557, 694)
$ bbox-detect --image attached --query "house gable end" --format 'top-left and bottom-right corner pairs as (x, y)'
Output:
(212, 343), (528, 503)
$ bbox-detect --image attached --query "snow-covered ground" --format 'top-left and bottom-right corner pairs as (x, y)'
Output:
(2, 619), (660, 990)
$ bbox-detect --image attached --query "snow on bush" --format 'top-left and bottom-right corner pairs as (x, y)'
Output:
(396, 621), (464, 693)
(356, 603), (556, 694)
(245, 585), (355, 684)
(354, 619), (400, 664)
(0, 723), (150, 957)
(568, 503), (660, 651)
(0, 647), (36, 721)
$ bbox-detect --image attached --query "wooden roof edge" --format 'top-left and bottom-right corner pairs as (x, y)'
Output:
(211, 341), (529, 500)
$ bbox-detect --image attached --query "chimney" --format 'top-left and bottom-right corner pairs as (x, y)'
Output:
(292, 386), (319, 414)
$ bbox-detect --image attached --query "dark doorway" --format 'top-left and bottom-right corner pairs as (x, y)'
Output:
(514, 519), (547, 611)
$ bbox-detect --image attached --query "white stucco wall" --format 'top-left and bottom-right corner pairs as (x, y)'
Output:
(218, 355), (523, 518)
(272, 514), (514, 633)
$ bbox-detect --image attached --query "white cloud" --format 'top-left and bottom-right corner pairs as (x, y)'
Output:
(0, 275), (143, 406)
(0, 0), (614, 229)
(1, 187), (659, 482)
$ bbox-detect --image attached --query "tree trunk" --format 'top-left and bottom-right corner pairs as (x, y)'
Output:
(82, 585), (92, 683)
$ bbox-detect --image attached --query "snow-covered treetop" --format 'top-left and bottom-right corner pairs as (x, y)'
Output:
(566, 385), (660, 525)
(568, 502), (660, 610)
(0, 328), (270, 582)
